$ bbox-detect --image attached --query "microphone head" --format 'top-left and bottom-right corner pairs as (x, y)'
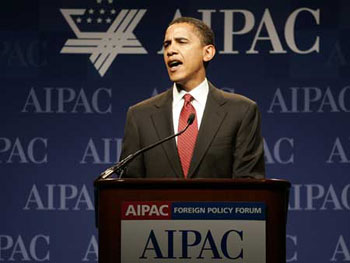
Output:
(187, 113), (195, 125)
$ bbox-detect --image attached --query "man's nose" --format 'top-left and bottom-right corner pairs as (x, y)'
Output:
(166, 44), (178, 56)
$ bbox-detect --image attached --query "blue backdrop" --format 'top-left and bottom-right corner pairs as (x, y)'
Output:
(1, 0), (349, 262)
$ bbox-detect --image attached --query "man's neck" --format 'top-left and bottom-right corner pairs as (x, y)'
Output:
(175, 78), (207, 95)
(176, 77), (206, 92)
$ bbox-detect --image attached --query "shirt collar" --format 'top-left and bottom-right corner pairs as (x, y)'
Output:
(172, 78), (209, 107)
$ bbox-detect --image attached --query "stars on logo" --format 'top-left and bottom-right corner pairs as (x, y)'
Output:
(96, 0), (113, 3)
(71, 0), (118, 26)
(72, 6), (117, 26)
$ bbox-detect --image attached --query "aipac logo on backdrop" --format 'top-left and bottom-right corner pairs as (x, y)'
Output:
(60, 0), (147, 77)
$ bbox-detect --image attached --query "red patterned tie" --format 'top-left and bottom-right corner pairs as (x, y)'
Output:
(177, 94), (198, 178)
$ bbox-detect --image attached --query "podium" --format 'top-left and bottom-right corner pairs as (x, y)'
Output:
(94, 178), (290, 263)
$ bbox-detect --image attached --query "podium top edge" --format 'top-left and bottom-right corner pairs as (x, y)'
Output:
(94, 178), (291, 190)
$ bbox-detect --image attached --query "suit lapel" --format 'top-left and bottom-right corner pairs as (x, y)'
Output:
(150, 89), (183, 177)
(187, 84), (227, 178)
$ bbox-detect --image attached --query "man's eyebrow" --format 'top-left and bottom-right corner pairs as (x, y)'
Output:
(174, 37), (189, 41)
(163, 37), (189, 46)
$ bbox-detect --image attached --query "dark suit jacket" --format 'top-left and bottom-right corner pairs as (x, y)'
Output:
(120, 82), (265, 179)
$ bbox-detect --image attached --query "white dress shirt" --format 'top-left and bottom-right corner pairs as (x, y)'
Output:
(172, 78), (209, 142)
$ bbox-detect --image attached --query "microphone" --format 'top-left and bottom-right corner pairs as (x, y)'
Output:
(98, 113), (196, 180)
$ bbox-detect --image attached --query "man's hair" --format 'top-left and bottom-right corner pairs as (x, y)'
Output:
(168, 17), (215, 47)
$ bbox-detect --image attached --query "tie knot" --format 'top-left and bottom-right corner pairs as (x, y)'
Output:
(183, 94), (193, 103)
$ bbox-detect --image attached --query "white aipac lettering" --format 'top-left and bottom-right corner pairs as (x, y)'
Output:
(289, 184), (302, 211)
(268, 88), (289, 113)
(22, 88), (47, 112)
(331, 235), (350, 262)
(23, 184), (46, 210)
(317, 88), (339, 112)
(264, 138), (294, 164)
(338, 86), (350, 111)
(149, 206), (159, 216)
(159, 205), (168, 216)
(93, 88), (112, 113)
(0, 234), (49, 261)
(286, 235), (297, 262)
(220, 9), (255, 54)
(29, 235), (50, 261)
(73, 185), (94, 210)
(141, 205), (164, 216)
(126, 205), (168, 216)
(306, 185), (341, 210)
(0, 40), (47, 67)
(125, 205), (137, 216)
(22, 87), (112, 114)
(146, 205), (168, 216)
(80, 138), (122, 164)
(220, 8), (319, 54)
(327, 137), (350, 163)
(284, 8), (320, 54)
(141, 205), (151, 216)
(198, 9), (216, 28)
(23, 184), (94, 211)
(82, 235), (98, 262)
(319, 185), (343, 210)
(289, 184), (350, 211)
(159, 8), (320, 55)
(247, 9), (286, 54)
(0, 137), (47, 164)
(268, 86), (350, 113)
(8, 235), (29, 261)
(306, 184), (325, 210)
(59, 185), (74, 209)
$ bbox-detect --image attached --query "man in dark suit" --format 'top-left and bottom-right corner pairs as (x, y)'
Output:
(120, 17), (265, 179)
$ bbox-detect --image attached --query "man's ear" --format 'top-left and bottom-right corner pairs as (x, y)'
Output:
(203, 44), (216, 62)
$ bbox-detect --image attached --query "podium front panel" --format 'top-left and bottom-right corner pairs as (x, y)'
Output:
(94, 178), (290, 263)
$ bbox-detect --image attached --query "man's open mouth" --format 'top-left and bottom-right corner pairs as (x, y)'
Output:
(168, 60), (183, 71)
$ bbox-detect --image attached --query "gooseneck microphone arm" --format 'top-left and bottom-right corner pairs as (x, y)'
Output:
(98, 113), (195, 180)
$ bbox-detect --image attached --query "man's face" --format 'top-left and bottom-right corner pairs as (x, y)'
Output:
(163, 23), (211, 90)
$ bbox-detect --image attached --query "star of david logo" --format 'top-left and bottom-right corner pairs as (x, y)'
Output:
(61, 0), (147, 77)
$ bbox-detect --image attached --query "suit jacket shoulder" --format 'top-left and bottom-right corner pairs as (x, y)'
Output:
(209, 83), (259, 121)
(129, 88), (172, 114)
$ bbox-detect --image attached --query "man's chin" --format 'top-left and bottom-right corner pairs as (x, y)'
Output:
(168, 74), (184, 85)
